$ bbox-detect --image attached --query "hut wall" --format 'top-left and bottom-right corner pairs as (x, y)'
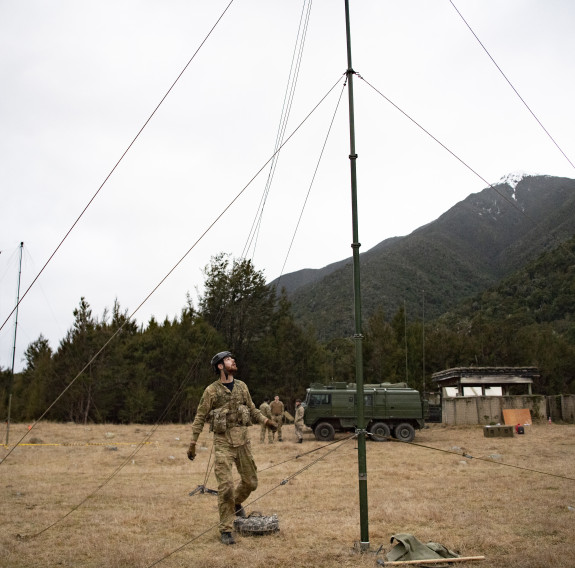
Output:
(560, 395), (575, 423)
(546, 395), (575, 423)
(442, 395), (547, 425)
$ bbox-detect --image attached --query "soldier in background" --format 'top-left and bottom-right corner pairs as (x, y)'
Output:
(269, 395), (285, 442)
(294, 399), (305, 443)
(259, 398), (273, 443)
(187, 351), (277, 545)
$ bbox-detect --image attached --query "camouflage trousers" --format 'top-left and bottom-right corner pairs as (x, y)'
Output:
(260, 422), (273, 443)
(295, 421), (304, 441)
(272, 414), (283, 440)
(214, 441), (258, 533)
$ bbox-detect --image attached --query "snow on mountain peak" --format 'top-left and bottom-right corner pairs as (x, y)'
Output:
(498, 171), (528, 190)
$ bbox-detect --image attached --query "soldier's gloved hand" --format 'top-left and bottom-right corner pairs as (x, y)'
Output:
(265, 419), (278, 432)
(187, 441), (196, 461)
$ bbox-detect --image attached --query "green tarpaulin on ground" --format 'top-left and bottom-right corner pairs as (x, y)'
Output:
(386, 533), (459, 562)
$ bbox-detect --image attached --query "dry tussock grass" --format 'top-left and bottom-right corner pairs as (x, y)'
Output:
(1, 421), (574, 568)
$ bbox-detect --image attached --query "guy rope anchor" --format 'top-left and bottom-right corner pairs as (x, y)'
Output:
(189, 441), (217, 497)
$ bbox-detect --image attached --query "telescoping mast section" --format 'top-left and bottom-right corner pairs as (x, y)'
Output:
(343, 0), (370, 551)
(6, 241), (24, 446)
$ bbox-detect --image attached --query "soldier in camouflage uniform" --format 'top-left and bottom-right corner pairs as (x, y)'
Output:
(259, 398), (273, 443)
(187, 351), (277, 545)
(294, 398), (305, 443)
(269, 395), (285, 442)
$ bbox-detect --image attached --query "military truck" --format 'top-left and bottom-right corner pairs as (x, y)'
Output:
(303, 382), (425, 442)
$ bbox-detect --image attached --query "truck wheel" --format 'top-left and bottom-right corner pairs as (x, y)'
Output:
(369, 422), (390, 442)
(314, 422), (335, 441)
(394, 423), (415, 443)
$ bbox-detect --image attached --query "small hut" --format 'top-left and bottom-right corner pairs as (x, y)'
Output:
(432, 366), (539, 398)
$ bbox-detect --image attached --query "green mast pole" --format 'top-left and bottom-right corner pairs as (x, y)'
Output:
(344, 0), (369, 551)
(6, 241), (24, 446)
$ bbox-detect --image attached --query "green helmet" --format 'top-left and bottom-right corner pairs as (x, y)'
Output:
(211, 351), (233, 374)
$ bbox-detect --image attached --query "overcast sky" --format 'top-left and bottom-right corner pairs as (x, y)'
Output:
(1, 0), (574, 372)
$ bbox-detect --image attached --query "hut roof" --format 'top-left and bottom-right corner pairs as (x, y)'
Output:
(431, 366), (539, 387)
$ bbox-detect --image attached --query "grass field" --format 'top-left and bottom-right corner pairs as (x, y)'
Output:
(1, 421), (574, 568)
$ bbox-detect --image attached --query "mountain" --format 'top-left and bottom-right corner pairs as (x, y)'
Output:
(272, 236), (402, 295)
(441, 232), (575, 332)
(270, 174), (575, 339)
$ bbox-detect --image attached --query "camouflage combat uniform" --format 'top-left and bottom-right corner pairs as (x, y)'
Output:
(269, 397), (285, 441)
(259, 401), (273, 443)
(190, 378), (267, 533)
(294, 403), (305, 441)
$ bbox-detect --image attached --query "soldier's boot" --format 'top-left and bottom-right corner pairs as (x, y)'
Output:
(221, 531), (236, 545)
(235, 503), (247, 518)
(297, 438), (303, 443)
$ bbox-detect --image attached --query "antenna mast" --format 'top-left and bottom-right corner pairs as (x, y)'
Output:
(6, 241), (24, 446)
(422, 289), (426, 395)
(344, 0), (370, 551)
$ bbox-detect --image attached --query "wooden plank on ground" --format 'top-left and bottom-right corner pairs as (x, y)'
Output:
(380, 556), (485, 565)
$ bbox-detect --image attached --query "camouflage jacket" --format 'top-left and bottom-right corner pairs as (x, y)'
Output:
(295, 404), (305, 425)
(259, 401), (272, 419)
(191, 379), (266, 447)
(270, 400), (284, 416)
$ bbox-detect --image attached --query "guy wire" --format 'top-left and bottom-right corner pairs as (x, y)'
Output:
(243, 0), (313, 262)
(190, 434), (355, 494)
(259, 433), (355, 473)
(1, 74), (343, 464)
(146, 434), (356, 567)
(386, 435), (575, 482)
(22, 312), (223, 537)
(357, 73), (575, 264)
(201, 435), (216, 488)
(449, 0), (575, 171)
(277, 78), (347, 288)
(0, 0), (237, 337)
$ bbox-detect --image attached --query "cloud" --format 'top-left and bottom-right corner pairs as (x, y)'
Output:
(1, 0), (574, 371)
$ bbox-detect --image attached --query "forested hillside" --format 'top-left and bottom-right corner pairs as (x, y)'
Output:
(276, 175), (575, 340)
(433, 235), (575, 394)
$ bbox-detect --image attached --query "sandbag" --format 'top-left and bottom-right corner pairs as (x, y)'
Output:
(233, 512), (279, 536)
